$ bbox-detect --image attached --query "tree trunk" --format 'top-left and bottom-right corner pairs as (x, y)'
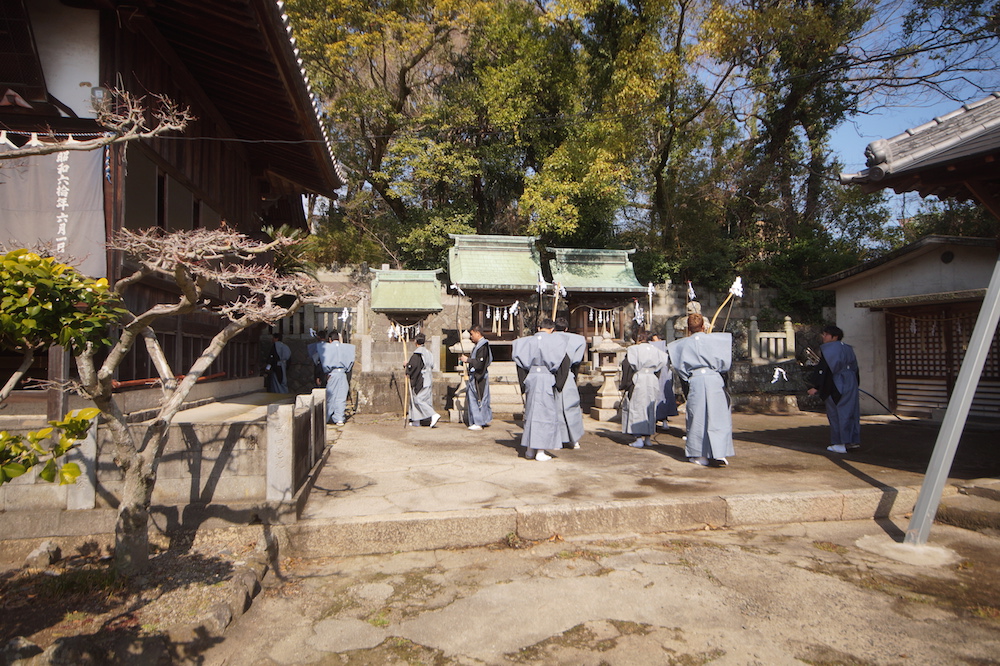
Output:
(115, 447), (156, 576)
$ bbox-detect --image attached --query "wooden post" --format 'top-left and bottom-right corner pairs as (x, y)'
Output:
(749, 316), (760, 362)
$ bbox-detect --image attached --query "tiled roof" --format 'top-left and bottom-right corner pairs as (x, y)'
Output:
(447, 235), (541, 290)
(840, 93), (1000, 186)
(546, 247), (646, 293)
(370, 269), (443, 312)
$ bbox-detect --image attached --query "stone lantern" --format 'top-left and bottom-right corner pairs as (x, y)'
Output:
(589, 335), (626, 421)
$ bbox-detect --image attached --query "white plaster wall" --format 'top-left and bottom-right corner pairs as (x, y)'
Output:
(833, 244), (998, 414)
(28, 0), (101, 119)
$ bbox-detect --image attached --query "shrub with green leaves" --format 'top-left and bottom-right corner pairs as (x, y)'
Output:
(0, 408), (99, 485)
(0, 249), (125, 353)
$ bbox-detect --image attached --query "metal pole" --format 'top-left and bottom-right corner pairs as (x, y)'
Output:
(904, 251), (1000, 545)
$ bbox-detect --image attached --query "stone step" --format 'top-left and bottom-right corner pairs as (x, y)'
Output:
(936, 493), (1000, 533)
(957, 478), (1000, 502)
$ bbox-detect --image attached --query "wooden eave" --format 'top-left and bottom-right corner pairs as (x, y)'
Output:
(95, 0), (344, 196)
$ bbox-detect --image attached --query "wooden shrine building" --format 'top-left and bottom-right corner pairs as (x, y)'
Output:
(546, 247), (647, 340)
(447, 234), (541, 360)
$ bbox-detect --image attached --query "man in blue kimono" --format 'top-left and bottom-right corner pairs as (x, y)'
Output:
(460, 324), (492, 430)
(807, 325), (861, 454)
(406, 333), (440, 427)
(512, 319), (569, 461)
(320, 331), (355, 425)
(667, 313), (734, 466)
(620, 330), (669, 448)
(554, 317), (586, 449)
(651, 333), (679, 429)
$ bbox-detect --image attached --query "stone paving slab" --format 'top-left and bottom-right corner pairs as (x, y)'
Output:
(287, 411), (1000, 557)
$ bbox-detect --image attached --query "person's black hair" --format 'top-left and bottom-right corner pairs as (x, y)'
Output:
(539, 318), (556, 330)
(823, 325), (844, 340)
(415, 333), (426, 345)
(272, 333), (283, 341)
(329, 331), (340, 341)
(554, 317), (569, 331)
(317, 329), (328, 340)
(469, 324), (483, 334)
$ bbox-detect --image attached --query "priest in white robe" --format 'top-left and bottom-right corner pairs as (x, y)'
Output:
(651, 334), (679, 428)
(667, 313), (734, 466)
(512, 319), (569, 461)
(620, 329), (669, 448)
(320, 332), (355, 425)
(406, 334), (440, 427)
(554, 317), (586, 449)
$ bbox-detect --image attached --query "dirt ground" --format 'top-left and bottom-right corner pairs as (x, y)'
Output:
(0, 528), (267, 664)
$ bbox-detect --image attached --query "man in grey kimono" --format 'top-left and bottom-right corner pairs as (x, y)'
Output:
(308, 329), (329, 387)
(620, 329), (669, 448)
(651, 333), (679, 430)
(554, 317), (586, 449)
(512, 319), (569, 461)
(460, 324), (492, 430)
(265, 333), (291, 393)
(406, 333), (440, 427)
(807, 325), (860, 454)
(667, 313), (734, 466)
(320, 331), (355, 425)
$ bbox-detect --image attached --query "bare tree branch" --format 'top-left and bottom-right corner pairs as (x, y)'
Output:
(0, 89), (194, 160)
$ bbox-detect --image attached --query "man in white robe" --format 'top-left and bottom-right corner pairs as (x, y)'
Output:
(554, 317), (586, 449)
(807, 325), (861, 454)
(265, 334), (291, 393)
(320, 331), (355, 425)
(651, 334), (678, 429)
(512, 319), (568, 461)
(620, 330), (669, 448)
(667, 313), (734, 466)
(406, 333), (440, 427)
(460, 325), (492, 430)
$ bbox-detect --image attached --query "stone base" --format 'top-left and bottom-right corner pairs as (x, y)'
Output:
(591, 406), (619, 421)
(732, 394), (800, 414)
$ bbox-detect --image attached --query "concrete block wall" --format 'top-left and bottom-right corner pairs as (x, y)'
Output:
(0, 390), (328, 537)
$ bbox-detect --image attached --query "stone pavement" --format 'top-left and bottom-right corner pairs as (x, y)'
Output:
(202, 518), (1000, 665)
(280, 411), (1000, 558)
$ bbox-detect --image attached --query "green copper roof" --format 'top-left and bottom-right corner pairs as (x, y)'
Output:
(546, 247), (646, 293)
(448, 234), (541, 290)
(370, 269), (443, 312)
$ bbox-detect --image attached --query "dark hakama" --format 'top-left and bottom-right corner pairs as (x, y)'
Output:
(466, 337), (493, 427)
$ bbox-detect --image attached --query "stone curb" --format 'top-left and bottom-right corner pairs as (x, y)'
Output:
(280, 484), (933, 559)
(169, 552), (269, 643)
